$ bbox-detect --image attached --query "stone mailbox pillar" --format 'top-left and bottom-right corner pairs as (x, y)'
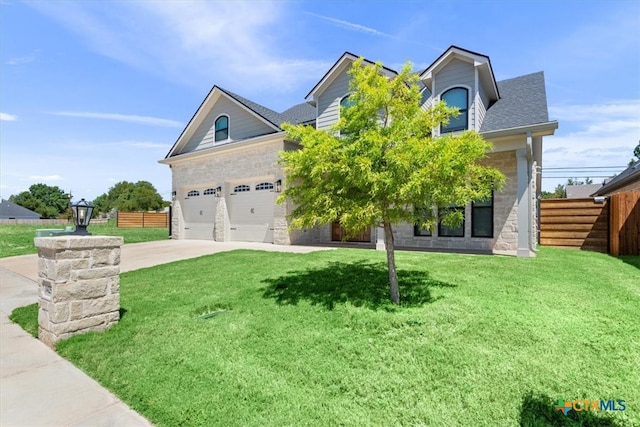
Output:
(34, 236), (124, 348)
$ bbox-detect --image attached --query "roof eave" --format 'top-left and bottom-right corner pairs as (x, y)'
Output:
(159, 131), (285, 165)
(480, 121), (559, 139)
(592, 169), (640, 196)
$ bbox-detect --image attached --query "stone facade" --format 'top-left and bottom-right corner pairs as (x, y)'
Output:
(388, 150), (519, 254)
(35, 236), (123, 348)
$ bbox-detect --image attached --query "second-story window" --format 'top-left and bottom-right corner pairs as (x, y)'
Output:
(340, 94), (355, 110)
(441, 87), (468, 133)
(215, 115), (229, 142)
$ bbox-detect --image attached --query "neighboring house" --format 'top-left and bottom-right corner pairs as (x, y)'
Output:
(160, 46), (558, 257)
(592, 163), (640, 196)
(0, 199), (41, 220)
(566, 184), (604, 198)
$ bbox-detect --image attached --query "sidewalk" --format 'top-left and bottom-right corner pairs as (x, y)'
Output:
(0, 240), (330, 426)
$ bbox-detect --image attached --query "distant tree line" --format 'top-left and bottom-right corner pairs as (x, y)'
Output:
(7, 181), (168, 219)
(541, 178), (593, 199)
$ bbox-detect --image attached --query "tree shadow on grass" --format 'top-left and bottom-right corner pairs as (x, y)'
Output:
(519, 391), (625, 427)
(261, 260), (455, 310)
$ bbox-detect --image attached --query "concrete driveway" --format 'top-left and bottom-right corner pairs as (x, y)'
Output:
(0, 239), (331, 426)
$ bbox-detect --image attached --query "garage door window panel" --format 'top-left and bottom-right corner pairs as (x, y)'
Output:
(256, 182), (274, 191)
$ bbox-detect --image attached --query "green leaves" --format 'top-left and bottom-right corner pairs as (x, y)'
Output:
(279, 58), (504, 237)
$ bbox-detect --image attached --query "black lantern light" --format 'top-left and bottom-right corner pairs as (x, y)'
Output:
(275, 179), (282, 193)
(71, 198), (94, 235)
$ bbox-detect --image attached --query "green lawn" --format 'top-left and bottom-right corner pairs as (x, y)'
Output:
(11, 247), (640, 426)
(0, 221), (168, 257)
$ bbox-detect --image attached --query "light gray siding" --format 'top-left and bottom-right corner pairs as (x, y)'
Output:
(435, 58), (475, 94)
(316, 70), (351, 130)
(476, 81), (488, 131)
(435, 58), (475, 130)
(179, 97), (276, 154)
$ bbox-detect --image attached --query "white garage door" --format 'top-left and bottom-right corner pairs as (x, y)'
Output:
(227, 182), (275, 243)
(182, 188), (217, 240)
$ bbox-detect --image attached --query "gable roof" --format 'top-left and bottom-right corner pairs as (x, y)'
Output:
(164, 86), (315, 159)
(420, 45), (499, 102)
(305, 51), (398, 103)
(480, 72), (552, 133)
(0, 199), (41, 219)
(592, 162), (640, 196)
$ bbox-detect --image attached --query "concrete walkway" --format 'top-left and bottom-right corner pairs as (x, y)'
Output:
(0, 240), (331, 426)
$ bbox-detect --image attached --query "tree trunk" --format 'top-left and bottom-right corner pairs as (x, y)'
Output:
(384, 221), (400, 304)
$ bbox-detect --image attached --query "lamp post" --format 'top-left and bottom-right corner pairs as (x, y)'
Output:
(71, 198), (94, 236)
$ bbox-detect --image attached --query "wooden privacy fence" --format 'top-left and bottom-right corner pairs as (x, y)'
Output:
(117, 212), (168, 228)
(540, 192), (640, 255)
(540, 198), (609, 252)
(610, 192), (640, 256)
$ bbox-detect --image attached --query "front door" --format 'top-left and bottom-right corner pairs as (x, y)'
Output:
(331, 222), (371, 242)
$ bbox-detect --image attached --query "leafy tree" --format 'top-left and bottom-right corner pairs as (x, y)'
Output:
(541, 184), (566, 199)
(93, 180), (165, 213)
(8, 184), (69, 219)
(567, 177), (592, 185)
(630, 140), (640, 166)
(279, 58), (505, 304)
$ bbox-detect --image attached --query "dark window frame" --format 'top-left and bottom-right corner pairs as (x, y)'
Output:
(440, 87), (469, 133)
(214, 115), (229, 142)
(438, 206), (465, 237)
(471, 192), (494, 238)
(413, 206), (433, 237)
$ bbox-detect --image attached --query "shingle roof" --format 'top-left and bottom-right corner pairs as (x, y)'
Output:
(480, 72), (550, 133)
(219, 87), (315, 128)
(0, 199), (41, 219)
(592, 162), (640, 196)
(280, 103), (316, 125)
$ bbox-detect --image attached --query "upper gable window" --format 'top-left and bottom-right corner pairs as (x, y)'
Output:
(340, 94), (355, 110)
(441, 87), (468, 133)
(215, 115), (229, 142)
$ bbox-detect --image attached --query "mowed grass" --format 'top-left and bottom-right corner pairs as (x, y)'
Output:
(12, 247), (640, 426)
(0, 221), (168, 257)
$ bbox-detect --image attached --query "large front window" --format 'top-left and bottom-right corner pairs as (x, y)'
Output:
(472, 193), (493, 237)
(441, 87), (468, 133)
(438, 206), (465, 237)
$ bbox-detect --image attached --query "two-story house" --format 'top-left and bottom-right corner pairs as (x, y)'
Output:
(160, 46), (558, 256)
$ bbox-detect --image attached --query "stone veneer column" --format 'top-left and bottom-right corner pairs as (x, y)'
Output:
(34, 236), (124, 348)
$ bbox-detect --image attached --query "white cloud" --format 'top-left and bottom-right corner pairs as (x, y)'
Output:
(25, 175), (64, 182)
(50, 111), (183, 128)
(306, 12), (392, 38)
(27, 1), (330, 96)
(542, 100), (640, 189)
(0, 112), (17, 121)
(7, 49), (39, 65)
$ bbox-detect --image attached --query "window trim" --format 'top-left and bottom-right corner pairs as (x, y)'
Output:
(440, 86), (469, 134)
(214, 114), (230, 142)
(471, 192), (494, 238)
(438, 206), (465, 237)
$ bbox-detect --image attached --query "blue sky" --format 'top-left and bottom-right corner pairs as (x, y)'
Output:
(1, 0), (639, 201)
